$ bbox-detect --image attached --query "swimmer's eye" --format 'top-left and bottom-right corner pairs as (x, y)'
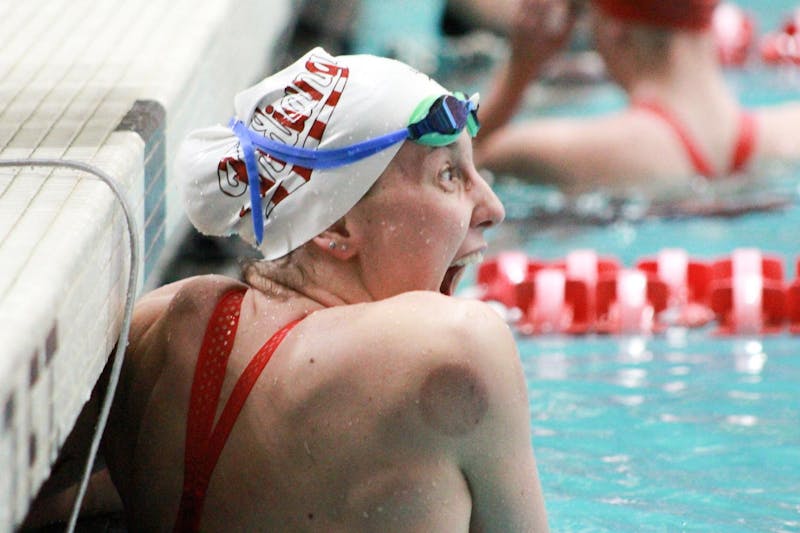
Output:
(438, 164), (463, 190)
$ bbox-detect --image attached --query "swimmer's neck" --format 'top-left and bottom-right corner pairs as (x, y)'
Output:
(622, 33), (732, 111)
(244, 251), (377, 309)
(247, 271), (362, 309)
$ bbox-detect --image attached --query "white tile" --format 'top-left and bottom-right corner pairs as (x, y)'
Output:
(0, 172), (45, 205)
(0, 124), (20, 147)
(10, 370), (30, 523)
(0, 147), (34, 162)
(6, 126), (45, 149)
(0, 211), (20, 244)
(0, 241), (41, 300)
(29, 146), (68, 160)
(31, 176), (75, 211)
(0, 83), (20, 110)
(62, 145), (98, 161)
(38, 124), (78, 151)
(0, 433), (12, 531)
(0, 0), (299, 525)
(62, 63), (98, 86)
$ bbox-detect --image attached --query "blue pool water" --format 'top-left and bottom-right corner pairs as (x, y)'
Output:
(454, 1), (800, 530)
(521, 333), (800, 532)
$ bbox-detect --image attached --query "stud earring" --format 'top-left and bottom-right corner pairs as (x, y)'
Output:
(328, 241), (337, 250)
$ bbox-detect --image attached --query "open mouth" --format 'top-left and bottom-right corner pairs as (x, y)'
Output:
(440, 250), (485, 296)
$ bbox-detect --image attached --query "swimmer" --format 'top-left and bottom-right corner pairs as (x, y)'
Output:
(29, 47), (548, 531)
(474, 0), (800, 196)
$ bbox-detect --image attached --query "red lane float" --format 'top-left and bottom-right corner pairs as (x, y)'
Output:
(476, 251), (543, 309)
(473, 248), (799, 336)
(552, 249), (620, 324)
(788, 258), (800, 334)
(595, 269), (668, 334)
(515, 268), (591, 335)
(479, 249), (619, 334)
(709, 249), (786, 334)
(636, 249), (716, 328)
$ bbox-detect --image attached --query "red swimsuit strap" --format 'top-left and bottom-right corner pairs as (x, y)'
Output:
(174, 290), (302, 532)
(634, 100), (715, 178)
(634, 101), (756, 178)
(730, 111), (757, 173)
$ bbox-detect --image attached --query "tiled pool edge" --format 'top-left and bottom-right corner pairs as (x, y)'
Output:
(116, 99), (166, 281)
(0, 130), (144, 529)
(0, 0), (299, 526)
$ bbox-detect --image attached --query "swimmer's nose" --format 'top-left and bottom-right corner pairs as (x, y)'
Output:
(470, 168), (505, 229)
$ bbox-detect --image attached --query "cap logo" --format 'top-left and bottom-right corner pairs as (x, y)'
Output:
(217, 51), (349, 220)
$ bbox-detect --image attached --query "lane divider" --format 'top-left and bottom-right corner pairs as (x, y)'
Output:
(472, 248), (800, 335)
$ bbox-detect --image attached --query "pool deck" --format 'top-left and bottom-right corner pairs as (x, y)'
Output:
(0, 0), (297, 528)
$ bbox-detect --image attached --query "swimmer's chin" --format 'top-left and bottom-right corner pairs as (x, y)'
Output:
(440, 250), (484, 296)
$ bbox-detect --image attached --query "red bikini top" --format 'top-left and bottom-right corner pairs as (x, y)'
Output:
(634, 101), (757, 178)
(174, 289), (302, 532)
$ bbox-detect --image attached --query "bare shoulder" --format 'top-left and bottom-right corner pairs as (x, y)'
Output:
(303, 293), (544, 530)
(334, 290), (516, 364)
(131, 274), (247, 345)
(754, 101), (800, 133)
(121, 274), (248, 397)
(303, 291), (526, 437)
(336, 295), (545, 532)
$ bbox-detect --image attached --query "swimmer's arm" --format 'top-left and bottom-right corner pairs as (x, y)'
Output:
(21, 468), (121, 529)
(451, 301), (549, 532)
(130, 273), (249, 351)
(476, 0), (579, 141)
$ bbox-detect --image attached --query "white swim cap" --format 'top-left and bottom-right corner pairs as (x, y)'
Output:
(177, 46), (451, 259)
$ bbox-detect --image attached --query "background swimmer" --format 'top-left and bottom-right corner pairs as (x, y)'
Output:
(473, 0), (800, 196)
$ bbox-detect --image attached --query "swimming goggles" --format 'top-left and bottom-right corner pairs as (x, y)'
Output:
(230, 92), (480, 244)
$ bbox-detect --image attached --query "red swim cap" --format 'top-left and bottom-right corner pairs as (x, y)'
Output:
(593, 0), (719, 30)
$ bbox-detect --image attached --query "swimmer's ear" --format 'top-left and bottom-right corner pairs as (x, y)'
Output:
(313, 219), (357, 260)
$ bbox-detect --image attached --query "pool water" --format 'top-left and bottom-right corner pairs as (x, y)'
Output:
(520, 333), (800, 532)
(450, 1), (800, 530)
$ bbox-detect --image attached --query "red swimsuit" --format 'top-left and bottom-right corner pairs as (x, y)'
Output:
(173, 290), (302, 532)
(634, 101), (757, 178)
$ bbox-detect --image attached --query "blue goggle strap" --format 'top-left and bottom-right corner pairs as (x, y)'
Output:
(230, 119), (408, 245)
(231, 120), (266, 245)
(231, 119), (408, 170)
